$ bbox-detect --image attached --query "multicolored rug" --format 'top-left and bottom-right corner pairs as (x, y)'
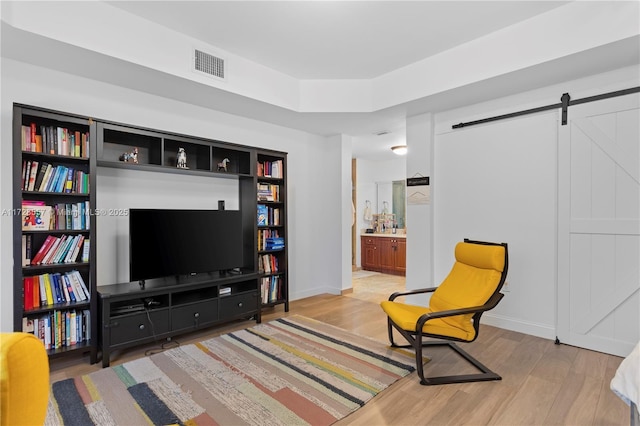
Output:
(46, 316), (417, 425)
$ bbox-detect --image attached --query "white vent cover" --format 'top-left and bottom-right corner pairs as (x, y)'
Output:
(194, 49), (225, 80)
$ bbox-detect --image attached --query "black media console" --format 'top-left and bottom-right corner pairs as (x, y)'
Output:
(98, 272), (260, 367)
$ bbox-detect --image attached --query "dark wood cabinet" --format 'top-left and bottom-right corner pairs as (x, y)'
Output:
(361, 236), (379, 270)
(360, 235), (406, 276)
(99, 273), (260, 367)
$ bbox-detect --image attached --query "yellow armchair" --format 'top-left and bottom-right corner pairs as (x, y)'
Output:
(381, 239), (508, 385)
(0, 332), (50, 426)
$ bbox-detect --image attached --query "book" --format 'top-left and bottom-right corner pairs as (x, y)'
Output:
(74, 271), (90, 301)
(21, 160), (27, 190)
(67, 234), (84, 263)
(23, 276), (33, 310)
(22, 205), (52, 230)
(27, 160), (39, 191)
(32, 235), (55, 265)
(43, 274), (54, 305)
(81, 239), (90, 263)
(33, 162), (49, 192)
(23, 160), (31, 190)
(41, 236), (62, 264)
(38, 275), (47, 307)
(68, 272), (85, 302)
(30, 123), (37, 152)
(63, 274), (76, 302)
(38, 164), (54, 192)
(257, 204), (268, 226)
(65, 168), (74, 193)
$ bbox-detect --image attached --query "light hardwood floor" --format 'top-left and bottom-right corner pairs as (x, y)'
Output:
(49, 272), (629, 425)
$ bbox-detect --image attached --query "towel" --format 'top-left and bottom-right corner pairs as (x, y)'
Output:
(611, 341), (640, 410)
(363, 205), (372, 221)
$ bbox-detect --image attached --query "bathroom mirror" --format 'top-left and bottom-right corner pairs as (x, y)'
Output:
(376, 180), (406, 229)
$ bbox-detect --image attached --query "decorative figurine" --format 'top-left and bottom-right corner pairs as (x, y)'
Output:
(176, 147), (188, 169)
(119, 147), (138, 164)
(217, 157), (230, 172)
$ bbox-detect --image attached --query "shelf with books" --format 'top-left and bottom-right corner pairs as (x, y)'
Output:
(13, 104), (97, 363)
(256, 151), (288, 313)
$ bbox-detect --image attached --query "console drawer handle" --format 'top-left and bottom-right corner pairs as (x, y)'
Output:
(139, 324), (145, 330)
(238, 302), (243, 308)
(194, 312), (200, 318)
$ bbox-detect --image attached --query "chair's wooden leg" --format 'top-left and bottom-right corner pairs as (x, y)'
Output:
(415, 337), (428, 385)
(387, 318), (397, 346)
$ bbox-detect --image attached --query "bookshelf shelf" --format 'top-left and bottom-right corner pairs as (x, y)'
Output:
(13, 104), (97, 364)
(256, 152), (288, 311)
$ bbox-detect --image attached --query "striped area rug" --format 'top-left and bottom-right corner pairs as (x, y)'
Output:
(46, 316), (416, 425)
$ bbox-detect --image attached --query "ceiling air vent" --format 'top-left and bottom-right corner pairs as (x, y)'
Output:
(194, 49), (225, 80)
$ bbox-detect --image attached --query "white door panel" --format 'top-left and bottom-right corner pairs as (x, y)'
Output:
(558, 93), (639, 357)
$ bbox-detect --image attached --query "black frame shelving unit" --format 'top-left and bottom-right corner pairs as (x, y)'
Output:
(13, 104), (289, 365)
(12, 104), (98, 363)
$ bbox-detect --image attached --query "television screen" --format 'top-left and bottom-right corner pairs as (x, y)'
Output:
(129, 209), (244, 282)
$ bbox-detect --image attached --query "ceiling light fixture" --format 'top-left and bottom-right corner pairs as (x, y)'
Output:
(391, 145), (407, 155)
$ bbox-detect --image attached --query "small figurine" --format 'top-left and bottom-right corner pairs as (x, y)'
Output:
(176, 147), (188, 169)
(217, 157), (230, 172)
(119, 147), (138, 164)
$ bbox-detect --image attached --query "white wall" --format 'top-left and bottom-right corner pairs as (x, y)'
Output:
(429, 65), (640, 339)
(0, 58), (344, 331)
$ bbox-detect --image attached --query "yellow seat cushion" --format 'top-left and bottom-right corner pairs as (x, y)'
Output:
(381, 300), (472, 340)
(0, 332), (50, 426)
(381, 242), (506, 341)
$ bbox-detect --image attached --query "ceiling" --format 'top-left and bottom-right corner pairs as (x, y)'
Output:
(3, 1), (638, 161)
(107, 1), (569, 80)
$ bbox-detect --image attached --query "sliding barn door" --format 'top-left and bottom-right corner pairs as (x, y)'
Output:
(557, 93), (639, 357)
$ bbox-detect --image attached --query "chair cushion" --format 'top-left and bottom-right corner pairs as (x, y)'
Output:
(381, 301), (473, 341)
(429, 242), (505, 338)
(455, 242), (505, 272)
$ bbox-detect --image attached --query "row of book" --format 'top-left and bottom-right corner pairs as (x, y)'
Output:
(260, 275), (283, 304)
(22, 160), (90, 194)
(257, 204), (282, 226)
(22, 309), (91, 350)
(23, 270), (90, 310)
(21, 123), (90, 158)
(22, 201), (90, 231)
(258, 253), (280, 274)
(51, 202), (91, 231)
(23, 234), (89, 266)
(257, 159), (283, 179)
(257, 183), (280, 202)
(258, 229), (284, 251)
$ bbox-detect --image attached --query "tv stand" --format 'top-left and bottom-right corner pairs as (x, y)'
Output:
(98, 272), (260, 367)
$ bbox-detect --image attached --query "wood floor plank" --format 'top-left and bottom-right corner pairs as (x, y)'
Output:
(47, 273), (630, 425)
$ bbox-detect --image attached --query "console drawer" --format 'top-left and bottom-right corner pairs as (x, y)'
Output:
(108, 309), (170, 346)
(172, 299), (219, 331)
(219, 292), (258, 318)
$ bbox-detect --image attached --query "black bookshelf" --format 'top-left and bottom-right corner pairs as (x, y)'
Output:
(13, 104), (290, 365)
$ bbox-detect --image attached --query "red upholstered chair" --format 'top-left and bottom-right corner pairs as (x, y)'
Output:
(380, 239), (508, 385)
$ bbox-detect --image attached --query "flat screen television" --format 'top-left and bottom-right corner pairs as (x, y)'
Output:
(129, 209), (244, 282)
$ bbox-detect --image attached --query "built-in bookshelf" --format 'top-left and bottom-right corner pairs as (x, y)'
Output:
(13, 104), (98, 363)
(256, 152), (289, 311)
(13, 104), (289, 365)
